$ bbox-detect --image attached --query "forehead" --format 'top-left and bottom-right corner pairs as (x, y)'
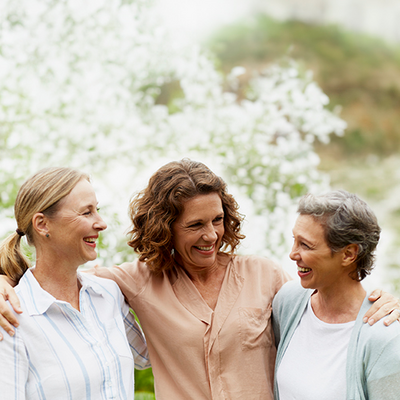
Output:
(60, 179), (97, 209)
(294, 214), (326, 240)
(179, 193), (223, 218)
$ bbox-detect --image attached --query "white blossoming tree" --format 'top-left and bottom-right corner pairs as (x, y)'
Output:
(0, 0), (346, 270)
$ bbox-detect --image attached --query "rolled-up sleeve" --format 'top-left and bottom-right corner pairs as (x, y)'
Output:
(122, 303), (150, 369)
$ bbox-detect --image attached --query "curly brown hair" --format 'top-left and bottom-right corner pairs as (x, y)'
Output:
(127, 159), (245, 273)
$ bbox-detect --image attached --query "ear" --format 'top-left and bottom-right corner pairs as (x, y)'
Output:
(342, 244), (358, 267)
(32, 212), (49, 238)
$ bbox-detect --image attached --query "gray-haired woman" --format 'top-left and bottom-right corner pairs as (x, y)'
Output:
(273, 190), (400, 400)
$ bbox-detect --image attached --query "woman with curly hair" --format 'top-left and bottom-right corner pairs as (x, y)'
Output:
(0, 160), (399, 400)
(95, 158), (291, 399)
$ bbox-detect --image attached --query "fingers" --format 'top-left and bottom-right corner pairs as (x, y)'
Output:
(0, 290), (22, 340)
(4, 289), (23, 315)
(364, 291), (400, 326)
(368, 289), (382, 301)
(384, 308), (400, 327)
(0, 312), (16, 339)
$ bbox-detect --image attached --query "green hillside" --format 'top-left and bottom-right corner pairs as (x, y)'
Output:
(208, 15), (400, 159)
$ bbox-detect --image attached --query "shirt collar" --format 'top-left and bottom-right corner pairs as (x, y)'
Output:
(17, 269), (105, 316)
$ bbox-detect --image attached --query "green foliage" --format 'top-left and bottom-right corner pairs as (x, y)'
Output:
(208, 14), (400, 158)
(134, 393), (155, 400)
(135, 368), (155, 394)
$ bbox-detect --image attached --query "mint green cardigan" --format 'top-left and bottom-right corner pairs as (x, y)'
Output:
(272, 280), (400, 400)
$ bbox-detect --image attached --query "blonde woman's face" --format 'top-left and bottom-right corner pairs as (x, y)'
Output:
(46, 179), (107, 268)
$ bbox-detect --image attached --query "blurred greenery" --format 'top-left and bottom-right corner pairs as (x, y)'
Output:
(134, 392), (156, 400)
(205, 13), (400, 296)
(135, 368), (155, 395)
(207, 14), (400, 161)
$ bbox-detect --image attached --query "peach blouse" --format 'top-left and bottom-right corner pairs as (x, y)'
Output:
(94, 254), (291, 399)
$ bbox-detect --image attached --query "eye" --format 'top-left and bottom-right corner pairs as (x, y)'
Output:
(213, 216), (223, 223)
(301, 242), (311, 249)
(83, 207), (100, 216)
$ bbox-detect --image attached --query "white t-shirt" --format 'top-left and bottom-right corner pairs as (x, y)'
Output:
(277, 298), (355, 400)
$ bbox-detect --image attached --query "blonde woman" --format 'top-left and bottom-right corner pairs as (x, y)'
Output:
(0, 167), (149, 399)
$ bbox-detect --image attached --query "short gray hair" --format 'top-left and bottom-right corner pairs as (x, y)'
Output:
(297, 190), (380, 281)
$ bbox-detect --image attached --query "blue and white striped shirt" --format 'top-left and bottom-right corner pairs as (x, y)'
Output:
(0, 269), (150, 399)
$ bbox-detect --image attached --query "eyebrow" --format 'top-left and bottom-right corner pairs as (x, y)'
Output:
(78, 202), (99, 210)
(185, 212), (224, 225)
(293, 232), (311, 243)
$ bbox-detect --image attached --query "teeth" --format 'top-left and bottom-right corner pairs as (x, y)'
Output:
(298, 267), (311, 272)
(197, 245), (213, 251)
(84, 238), (96, 243)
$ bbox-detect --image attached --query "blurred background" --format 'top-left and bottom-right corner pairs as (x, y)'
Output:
(1, 0), (400, 397)
(155, 0), (400, 292)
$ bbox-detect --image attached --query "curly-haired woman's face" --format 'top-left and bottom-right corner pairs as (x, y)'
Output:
(172, 193), (224, 273)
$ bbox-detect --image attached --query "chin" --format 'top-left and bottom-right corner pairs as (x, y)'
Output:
(299, 279), (313, 289)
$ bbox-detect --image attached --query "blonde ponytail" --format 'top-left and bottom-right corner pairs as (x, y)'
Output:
(0, 232), (31, 282)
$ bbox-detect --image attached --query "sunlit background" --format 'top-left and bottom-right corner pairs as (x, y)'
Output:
(158, 0), (400, 295)
(1, 0), (400, 396)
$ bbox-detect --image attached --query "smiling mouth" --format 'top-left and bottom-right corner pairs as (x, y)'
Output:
(195, 245), (214, 251)
(83, 238), (97, 244)
(297, 266), (311, 273)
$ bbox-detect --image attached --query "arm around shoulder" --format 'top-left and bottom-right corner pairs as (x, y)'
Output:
(91, 260), (151, 303)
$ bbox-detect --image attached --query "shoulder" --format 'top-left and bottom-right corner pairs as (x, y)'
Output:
(233, 254), (283, 274)
(93, 259), (153, 301)
(276, 280), (306, 300)
(355, 316), (400, 378)
(273, 281), (310, 314)
(80, 272), (121, 295)
(359, 316), (400, 348)
(233, 254), (292, 283)
(232, 254), (292, 295)
(94, 259), (151, 286)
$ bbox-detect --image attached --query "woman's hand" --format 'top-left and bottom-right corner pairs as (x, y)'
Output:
(0, 275), (22, 340)
(364, 289), (400, 326)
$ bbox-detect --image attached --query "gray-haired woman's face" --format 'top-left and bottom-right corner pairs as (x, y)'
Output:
(289, 214), (347, 290)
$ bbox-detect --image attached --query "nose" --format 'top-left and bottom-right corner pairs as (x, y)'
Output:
(202, 222), (217, 242)
(94, 214), (107, 231)
(289, 243), (299, 261)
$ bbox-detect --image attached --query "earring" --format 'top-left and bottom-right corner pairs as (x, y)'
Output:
(46, 234), (49, 238)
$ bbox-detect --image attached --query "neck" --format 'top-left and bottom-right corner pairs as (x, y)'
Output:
(311, 279), (366, 323)
(178, 253), (230, 284)
(33, 254), (81, 311)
